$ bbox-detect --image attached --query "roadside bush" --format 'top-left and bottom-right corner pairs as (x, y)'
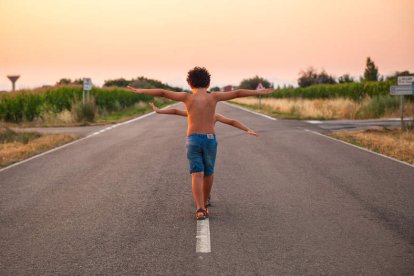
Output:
(92, 87), (152, 112)
(43, 86), (81, 112)
(356, 95), (400, 118)
(72, 100), (96, 123)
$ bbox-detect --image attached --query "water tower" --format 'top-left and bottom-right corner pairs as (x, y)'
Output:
(7, 75), (20, 92)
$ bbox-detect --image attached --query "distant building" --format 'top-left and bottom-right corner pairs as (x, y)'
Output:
(223, 85), (237, 92)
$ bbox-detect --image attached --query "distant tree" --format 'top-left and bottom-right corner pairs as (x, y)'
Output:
(129, 78), (154, 89)
(386, 70), (413, 82)
(338, 74), (354, 83)
(56, 78), (72, 85)
(362, 57), (379, 81)
(122, 76), (182, 91)
(239, 76), (271, 90)
(95, 76), (183, 90)
(298, 67), (318, 87)
(103, 78), (131, 87)
(210, 86), (221, 92)
(130, 76), (182, 91)
(317, 70), (336, 85)
(72, 78), (83, 85)
(298, 67), (336, 87)
(56, 78), (83, 86)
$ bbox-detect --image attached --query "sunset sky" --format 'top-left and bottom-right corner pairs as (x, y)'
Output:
(0, 0), (413, 91)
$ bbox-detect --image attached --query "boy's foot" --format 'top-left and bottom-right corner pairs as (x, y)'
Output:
(204, 206), (209, 218)
(196, 208), (207, 220)
(206, 195), (212, 207)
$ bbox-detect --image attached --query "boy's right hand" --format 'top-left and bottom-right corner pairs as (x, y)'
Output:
(126, 86), (140, 93)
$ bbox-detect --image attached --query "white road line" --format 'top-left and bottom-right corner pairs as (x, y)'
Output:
(0, 103), (179, 173)
(303, 128), (414, 169)
(306, 120), (323, 124)
(196, 219), (211, 253)
(223, 102), (277, 121)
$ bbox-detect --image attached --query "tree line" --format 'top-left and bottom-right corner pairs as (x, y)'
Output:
(55, 57), (412, 92)
(238, 57), (412, 90)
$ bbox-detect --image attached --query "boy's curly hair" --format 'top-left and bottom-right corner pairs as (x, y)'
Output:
(187, 67), (211, 88)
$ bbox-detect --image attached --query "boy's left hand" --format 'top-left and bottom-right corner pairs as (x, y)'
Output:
(247, 129), (258, 137)
(149, 102), (158, 111)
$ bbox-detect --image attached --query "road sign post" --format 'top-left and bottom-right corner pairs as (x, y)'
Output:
(83, 78), (92, 104)
(400, 95), (404, 129)
(390, 76), (414, 129)
(397, 76), (414, 86)
(256, 82), (265, 109)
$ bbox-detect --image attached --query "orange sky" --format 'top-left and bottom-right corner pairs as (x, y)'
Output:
(1, 0), (413, 90)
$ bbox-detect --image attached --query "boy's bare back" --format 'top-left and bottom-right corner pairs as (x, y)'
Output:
(184, 90), (217, 135)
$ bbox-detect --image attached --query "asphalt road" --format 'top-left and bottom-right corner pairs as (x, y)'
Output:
(1, 102), (414, 275)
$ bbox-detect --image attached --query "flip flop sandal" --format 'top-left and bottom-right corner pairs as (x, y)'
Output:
(196, 208), (207, 220)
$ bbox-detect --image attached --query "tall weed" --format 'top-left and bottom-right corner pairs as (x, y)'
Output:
(72, 100), (97, 123)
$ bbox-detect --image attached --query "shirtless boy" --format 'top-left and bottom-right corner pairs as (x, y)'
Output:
(127, 67), (272, 220)
(148, 102), (258, 136)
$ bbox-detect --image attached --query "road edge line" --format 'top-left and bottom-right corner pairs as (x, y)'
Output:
(222, 102), (277, 121)
(304, 128), (414, 169)
(0, 104), (178, 173)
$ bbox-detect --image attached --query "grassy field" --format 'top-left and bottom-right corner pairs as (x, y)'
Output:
(231, 96), (414, 120)
(331, 128), (414, 165)
(0, 127), (78, 167)
(0, 86), (172, 126)
(267, 81), (394, 100)
(0, 86), (172, 127)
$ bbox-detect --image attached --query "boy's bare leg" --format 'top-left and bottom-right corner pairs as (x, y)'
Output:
(203, 175), (214, 206)
(192, 172), (205, 210)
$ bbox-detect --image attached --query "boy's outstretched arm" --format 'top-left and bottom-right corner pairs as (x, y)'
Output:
(213, 88), (273, 101)
(215, 114), (258, 136)
(127, 86), (188, 102)
(149, 102), (187, 117)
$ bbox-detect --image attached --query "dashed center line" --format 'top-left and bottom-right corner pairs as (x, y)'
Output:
(306, 120), (323, 124)
(196, 219), (211, 253)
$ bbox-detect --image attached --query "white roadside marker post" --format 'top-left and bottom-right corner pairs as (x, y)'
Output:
(83, 78), (92, 104)
(400, 95), (404, 129)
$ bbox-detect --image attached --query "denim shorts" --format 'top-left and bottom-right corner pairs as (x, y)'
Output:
(186, 133), (218, 176)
